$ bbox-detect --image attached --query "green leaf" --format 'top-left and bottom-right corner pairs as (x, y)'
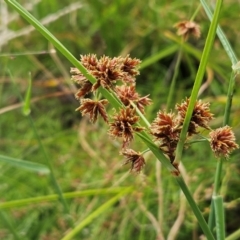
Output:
(61, 189), (131, 240)
(0, 154), (50, 174)
(22, 72), (32, 116)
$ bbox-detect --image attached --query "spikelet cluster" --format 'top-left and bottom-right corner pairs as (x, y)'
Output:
(71, 54), (151, 172)
(71, 54), (239, 173)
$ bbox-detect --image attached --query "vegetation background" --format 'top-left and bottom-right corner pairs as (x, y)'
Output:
(0, 0), (239, 239)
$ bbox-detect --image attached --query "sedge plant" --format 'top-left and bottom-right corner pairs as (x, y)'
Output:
(4, 0), (240, 239)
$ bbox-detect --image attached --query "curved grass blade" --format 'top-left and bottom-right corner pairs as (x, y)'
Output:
(140, 44), (178, 69)
(61, 189), (132, 240)
(0, 154), (50, 174)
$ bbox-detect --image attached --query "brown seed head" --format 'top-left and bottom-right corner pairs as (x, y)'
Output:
(115, 85), (152, 113)
(109, 107), (144, 148)
(77, 98), (109, 123)
(70, 67), (93, 98)
(209, 126), (239, 158)
(80, 54), (98, 70)
(121, 148), (145, 173)
(176, 99), (214, 135)
(120, 55), (141, 83)
(71, 54), (142, 97)
(150, 111), (180, 162)
(150, 111), (179, 140)
(175, 20), (201, 40)
(92, 56), (123, 90)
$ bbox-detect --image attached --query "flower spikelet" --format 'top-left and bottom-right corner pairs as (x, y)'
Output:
(121, 149), (145, 173)
(70, 67), (93, 99)
(120, 55), (141, 83)
(150, 112), (179, 139)
(209, 126), (239, 158)
(109, 107), (144, 147)
(92, 56), (123, 91)
(77, 98), (109, 123)
(81, 54), (98, 70)
(115, 85), (152, 113)
(150, 111), (180, 161)
(176, 98), (214, 135)
(174, 20), (201, 40)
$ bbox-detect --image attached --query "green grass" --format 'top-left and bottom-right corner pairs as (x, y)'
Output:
(1, 0), (240, 239)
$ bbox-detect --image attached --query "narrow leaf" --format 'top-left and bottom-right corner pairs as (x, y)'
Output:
(61, 190), (130, 240)
(0, 154), (50, 174)
(22, 72), (32, 116)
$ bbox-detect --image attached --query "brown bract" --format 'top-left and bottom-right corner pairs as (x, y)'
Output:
(176, 99), (214, 136)
(174, 20), (201, 40)
(121, 148), (145, 173)
(77, 98), (109, 123)
(109, 107), (144, 148)
(209, 126), (239, 158)
(115, 85), (152, 113)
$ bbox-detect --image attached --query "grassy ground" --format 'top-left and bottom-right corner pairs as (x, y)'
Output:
(0, 0), (240, 239)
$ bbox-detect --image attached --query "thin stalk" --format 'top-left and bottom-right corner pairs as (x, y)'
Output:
(223, 71), (236, 126)
(174, 0), (223, 164)
(190, 4), (202, 21)
(130, 101), (151, 128)
(166, 47), (183, 111)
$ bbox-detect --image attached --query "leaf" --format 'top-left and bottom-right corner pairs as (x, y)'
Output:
(22, 72), (32, 116)
(0, 155), (50, 174)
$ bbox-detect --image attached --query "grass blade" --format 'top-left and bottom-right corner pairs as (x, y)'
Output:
(0, 154), (50, 174)
(140, 44), (178, 69)
(0, 187), (133, 210)
(200, 0), (238, 65)
(61, 189), (131, 240)
(22, 72), (32, 116)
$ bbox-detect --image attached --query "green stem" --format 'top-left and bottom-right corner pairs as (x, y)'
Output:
(166, 46), (183, 111)
(175, 176), (215, 240)
(223, 71), (236, 126)
(213, 196), (225, 240)
(174, 0), (223, 163)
